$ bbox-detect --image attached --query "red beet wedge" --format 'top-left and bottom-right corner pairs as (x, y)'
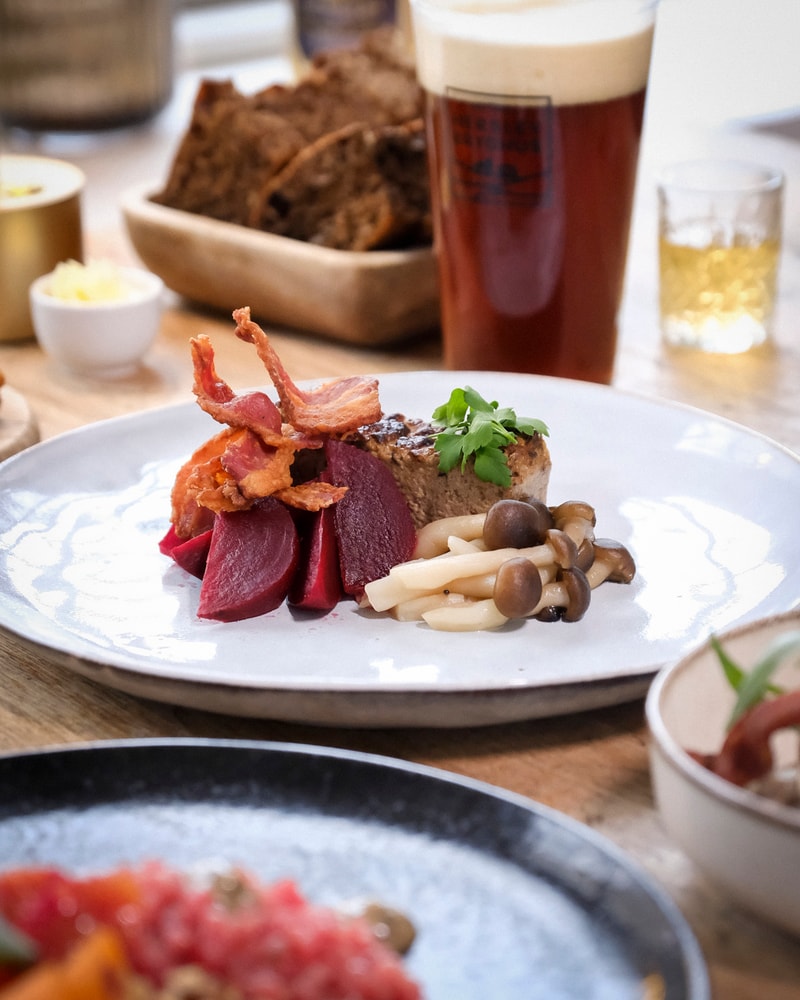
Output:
(197, 498), (299, 621)
(288, 504), (343, 611)
(288, 473), (343, 612)
(324, 439), (416, 597)
(159, 523), (214, 580)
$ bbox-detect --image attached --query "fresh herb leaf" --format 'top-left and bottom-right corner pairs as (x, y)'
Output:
(728, 631), (800, 727)
(474, 447), (512, 486)
(710, 635), (748, 692)
(711, 630), (800, 730)
(0, 913), (38, 967)
(431, 386), (549, 488)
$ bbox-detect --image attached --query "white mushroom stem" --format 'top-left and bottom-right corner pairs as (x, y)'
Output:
(381, 541), (557, 595)
(585, 539), (637, 587)
(422, 598), (508, 632)
(413, 513), (487, 559)
(557, 516), (595, 549)
(528, 567), (592, 622)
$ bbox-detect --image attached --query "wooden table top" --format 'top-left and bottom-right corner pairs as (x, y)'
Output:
(2, 6), (800, 996)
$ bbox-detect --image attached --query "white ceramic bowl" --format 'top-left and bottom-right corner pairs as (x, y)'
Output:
(646, 607), (800, 937)
(29, 265), (164, 378)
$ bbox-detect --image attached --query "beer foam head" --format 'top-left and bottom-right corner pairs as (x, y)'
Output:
(411, 0), (657, 105)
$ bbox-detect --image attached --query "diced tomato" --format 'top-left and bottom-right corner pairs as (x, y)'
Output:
(0, 868), (141, 962)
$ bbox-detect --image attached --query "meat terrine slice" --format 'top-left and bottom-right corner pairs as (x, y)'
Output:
(347, 414), (551, 529)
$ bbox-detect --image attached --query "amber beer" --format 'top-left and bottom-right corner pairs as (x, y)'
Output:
(412, 0), (657, 383)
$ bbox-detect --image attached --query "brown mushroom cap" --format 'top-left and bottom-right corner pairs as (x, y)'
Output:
(588, 538), (636, 585)
(483, 499), (554, 550)
(576, 538), (595, 572)
(493, 557), (544, 619)
(534, 605), (562, 622)
(550, 500), (597, 529)
(560, 567), (592, 622)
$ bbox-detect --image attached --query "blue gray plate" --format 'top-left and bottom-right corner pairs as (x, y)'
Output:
(0, 739), (708, 999)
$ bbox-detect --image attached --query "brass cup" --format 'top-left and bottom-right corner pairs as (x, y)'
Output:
(0, 154), (85, 342)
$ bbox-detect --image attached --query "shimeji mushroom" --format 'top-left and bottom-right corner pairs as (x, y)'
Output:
(584, 538), (636, 587)
(483, 499), (555, 550)
(493, 556), (544, 618)
(544, 528), (579, 569)
(530, 566), (593, 622)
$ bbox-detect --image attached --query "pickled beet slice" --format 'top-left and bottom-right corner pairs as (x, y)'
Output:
(288, 503), (343, 611)
(288, 471), (343, 611)
(324, 438), (416, 597)
(158, 523), (182, 557)
(197, 498), (299, 622)
(159, 524), (213, 579)
(171, 528), (213, 579)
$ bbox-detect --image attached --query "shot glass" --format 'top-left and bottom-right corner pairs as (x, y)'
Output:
(409, 0), (658, 384)
(657, 159), (784, 353)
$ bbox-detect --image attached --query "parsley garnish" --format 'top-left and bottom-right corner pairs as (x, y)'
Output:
(431, 386), (549, 488)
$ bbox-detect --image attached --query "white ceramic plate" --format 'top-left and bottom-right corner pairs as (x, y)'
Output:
(1, 371), (798, 727)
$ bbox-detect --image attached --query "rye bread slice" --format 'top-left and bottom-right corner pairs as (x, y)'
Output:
(251, 118), (431, 250)
(152, 28), (425, 237)
(153, 80), (307, 226)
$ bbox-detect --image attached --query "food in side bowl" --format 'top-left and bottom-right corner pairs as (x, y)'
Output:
(688, 631), (800, 804)
(0, 863), (421, 999)
(153, 28), (430, 251)
(42, 258), (137, 303)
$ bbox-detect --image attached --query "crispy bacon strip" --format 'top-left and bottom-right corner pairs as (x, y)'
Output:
(691, 690), (800, 787)
(170, 428), (237, 538)
(233, 307), (381, 434)
(171, 316), (369, 537)
(274, 481), (349, 511)
(222, 430), (295, 499)
(190, 468), (250, 516)
(191, 335), (289, 447)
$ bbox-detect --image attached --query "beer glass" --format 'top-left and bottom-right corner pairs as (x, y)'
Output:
(410, 0), (658, 383)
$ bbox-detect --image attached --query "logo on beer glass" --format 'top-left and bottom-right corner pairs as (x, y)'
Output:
(444, 89), (555, 206)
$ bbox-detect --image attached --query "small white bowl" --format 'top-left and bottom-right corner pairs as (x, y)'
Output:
(29, 265), (164, 378)
(646, 608), (800, 937)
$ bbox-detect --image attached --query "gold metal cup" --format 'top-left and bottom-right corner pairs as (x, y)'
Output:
(0, 154), (84, 342)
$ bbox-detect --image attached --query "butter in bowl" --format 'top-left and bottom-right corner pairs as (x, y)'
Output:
(29, 259), (164, 379)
